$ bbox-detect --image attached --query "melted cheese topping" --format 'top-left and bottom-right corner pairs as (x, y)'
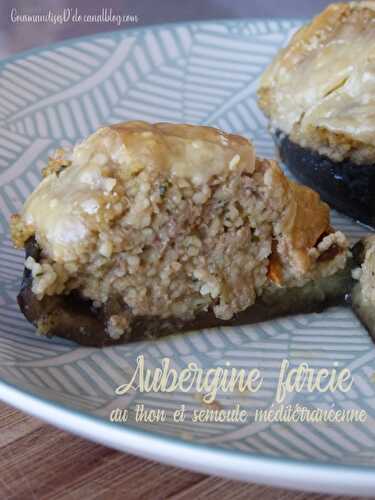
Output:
(22, 123), (255, 262)
(23, 130), (123, 261)
(258, 2), (375, 162)
(111, 122), (254, 185)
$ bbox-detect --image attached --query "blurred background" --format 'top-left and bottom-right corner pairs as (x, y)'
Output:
(1, 0), (336, 58)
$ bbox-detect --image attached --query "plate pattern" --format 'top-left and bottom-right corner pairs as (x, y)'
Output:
(0, 19), (375, 466)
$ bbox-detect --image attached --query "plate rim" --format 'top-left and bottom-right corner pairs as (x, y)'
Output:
(1, 376), (375, 496)
(0, 17), (374, 495)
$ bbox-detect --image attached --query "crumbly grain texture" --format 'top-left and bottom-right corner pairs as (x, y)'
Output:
(11, 121), (349, 340)
(355, 236), (375, 306)
(258, 1), (375, 164)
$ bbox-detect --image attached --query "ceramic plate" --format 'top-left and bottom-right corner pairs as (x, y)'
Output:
(0, 19), (375, 496)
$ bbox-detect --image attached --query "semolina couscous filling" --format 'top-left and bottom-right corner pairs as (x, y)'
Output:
(11, 122), (349, 340)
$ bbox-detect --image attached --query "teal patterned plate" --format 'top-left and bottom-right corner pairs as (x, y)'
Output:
(0, 19), (375, 495)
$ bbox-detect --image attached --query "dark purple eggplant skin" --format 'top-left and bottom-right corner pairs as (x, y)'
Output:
(18, 240), (113, 346)
(274, 130), (375, 228)
(17, 238), (356, 347)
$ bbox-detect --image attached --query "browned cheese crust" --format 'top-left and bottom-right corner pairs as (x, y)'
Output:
(258, 2), (375, 164)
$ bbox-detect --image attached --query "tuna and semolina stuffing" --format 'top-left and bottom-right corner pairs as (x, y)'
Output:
(11, 122), (349, 343)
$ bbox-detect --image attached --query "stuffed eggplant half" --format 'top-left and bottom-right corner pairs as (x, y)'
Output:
(258, 1), (375, 227)
(11, 121), (350, 346)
